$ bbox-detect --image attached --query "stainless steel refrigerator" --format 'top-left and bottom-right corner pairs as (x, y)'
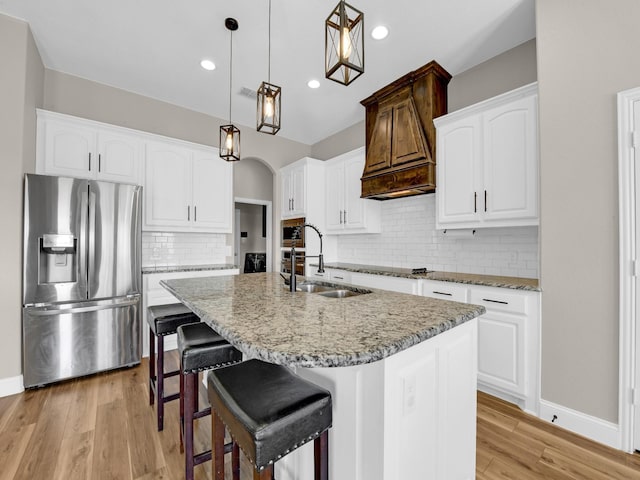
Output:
(23, 174), (142, 388)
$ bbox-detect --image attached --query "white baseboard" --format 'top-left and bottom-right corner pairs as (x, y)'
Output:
(0, 375), (24, 398)
(538, 399), (620, 450)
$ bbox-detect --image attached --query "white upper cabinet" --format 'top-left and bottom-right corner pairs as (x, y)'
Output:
(281, 162), (307, 218)
(434, 83), (538, 229)
(324, 147), (381, 234)
(36, 110), (142, 184)
(144, 140), (232, 233)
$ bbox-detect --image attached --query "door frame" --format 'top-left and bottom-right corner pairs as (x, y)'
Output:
(234, 197), (273, 273)
(617, 86), (640, 452)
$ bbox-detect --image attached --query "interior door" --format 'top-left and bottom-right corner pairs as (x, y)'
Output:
(634, 98), (640, 450)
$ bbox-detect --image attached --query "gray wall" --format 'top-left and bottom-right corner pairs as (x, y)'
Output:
(237, 203), (267, 272)
(0, 14), (43, 381)
(234, 157), (274, 201)
(43, 70), (310, 173)
(537, 0), (640, 423)
(310, 40), (537, 161)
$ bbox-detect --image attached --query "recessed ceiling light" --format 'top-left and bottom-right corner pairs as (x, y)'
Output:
(371, 25), (389, 40)
(307, 79), (320, 89)
(200, 59), (216, 71)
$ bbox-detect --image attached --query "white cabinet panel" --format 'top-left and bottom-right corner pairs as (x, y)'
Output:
(97, 129), (142, 183)
(191, 148), (233, 232)
(281, 163), (307, 219)
(435, 84), (538, 229)
(144, 141), (192, 229)
(324, 147), (381, 234)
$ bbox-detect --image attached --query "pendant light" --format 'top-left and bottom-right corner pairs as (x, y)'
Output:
(257, 0), (281, 134)
(325, 1), (364, 86)
(220, 17), (241, 162)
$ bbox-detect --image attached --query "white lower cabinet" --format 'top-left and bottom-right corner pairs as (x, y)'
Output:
(142, 269), (238, 356)
(421, 280), (469, 303)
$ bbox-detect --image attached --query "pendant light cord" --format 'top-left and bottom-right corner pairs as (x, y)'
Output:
(229, 29), (233, 123)
(268, 0), (271, 83)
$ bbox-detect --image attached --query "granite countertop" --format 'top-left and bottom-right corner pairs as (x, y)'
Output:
(319, 262), (540, 291)
(161, 272), (485, 368)
(142, 263), (238, 274)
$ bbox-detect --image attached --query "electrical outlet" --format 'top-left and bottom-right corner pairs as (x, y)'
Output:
(403, 374), (417, 415)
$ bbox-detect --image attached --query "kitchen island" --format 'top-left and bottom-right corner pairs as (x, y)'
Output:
(162, 272), (485, 480)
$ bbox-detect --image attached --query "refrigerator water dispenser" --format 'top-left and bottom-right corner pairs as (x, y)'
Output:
(39, 234), (77, 284)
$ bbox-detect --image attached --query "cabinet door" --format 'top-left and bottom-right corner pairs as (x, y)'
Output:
(325, 162), (345, 231)
(363, 105), (392, 174)
(290, 165), (306, 217)
(281, 170), (293, 218)
(477, 312), (525, 396)
(343, 154), (366, 229)
(144, 141), (192, 229)
(192, 148), (233, 232)
(436, 116), (481, 226)
(40, 117), (96, 178)
(391, 97), (428, 167)
(483, 95), (538, 223)
(96, 129), (141, 184)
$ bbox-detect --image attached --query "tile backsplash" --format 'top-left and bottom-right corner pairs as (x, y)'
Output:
(142, 232), (231, 267)
(336, 195), (539, 278)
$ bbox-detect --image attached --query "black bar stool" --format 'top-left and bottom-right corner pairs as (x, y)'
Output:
(207, 359), (333, 480)
(177, 322), (243, 480)
(148, 303), (200, 431)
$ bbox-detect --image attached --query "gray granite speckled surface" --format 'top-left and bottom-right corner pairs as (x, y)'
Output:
(142, 264), (238, 274)
(161, 272), (485, 368)
(319, 262), (540, 291)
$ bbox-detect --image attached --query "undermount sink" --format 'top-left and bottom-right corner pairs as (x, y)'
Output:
(316, 289), (361, 298)
(296, 283), (335, 293)
(287, 281), (371, 298)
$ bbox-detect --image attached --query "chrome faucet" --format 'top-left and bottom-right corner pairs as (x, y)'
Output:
(288, 223), (325, 292)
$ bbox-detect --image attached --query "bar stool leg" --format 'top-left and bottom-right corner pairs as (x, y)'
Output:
(232, 442), (240, 480)
(314, 430), (329, 480)
(149, 327), (155, 406)
(212, 411), (225, 480)
(184, 371), (196, 480)
(179, 370), (185, 453)
(157, 334), (165, 431)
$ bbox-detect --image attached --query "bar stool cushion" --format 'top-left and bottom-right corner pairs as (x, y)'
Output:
(207, 359), (332, 470)
(177, 322), (243, 373)
(148, 303), (199, 336)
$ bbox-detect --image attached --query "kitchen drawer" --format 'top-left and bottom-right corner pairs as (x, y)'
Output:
(350, 272), (420, 295)
(329, 269), (351, 283)
(421, 280), (469, 302)
(469, 287), (528, 315)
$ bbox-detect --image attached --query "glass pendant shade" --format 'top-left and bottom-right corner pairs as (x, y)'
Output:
(219, 124), (240, 162)
(325, 1), (364, 86)
(257, 81), (281, 134)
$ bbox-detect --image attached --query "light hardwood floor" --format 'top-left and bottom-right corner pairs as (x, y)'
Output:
(1, 352), (640, 479)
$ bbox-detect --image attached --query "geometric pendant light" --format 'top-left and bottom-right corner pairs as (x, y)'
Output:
(220, 17), (241, 162)
(257, 0), (281, 134)
(325, 0), (364, 86)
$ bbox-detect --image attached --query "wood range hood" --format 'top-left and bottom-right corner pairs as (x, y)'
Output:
(360, 60), (451, 200)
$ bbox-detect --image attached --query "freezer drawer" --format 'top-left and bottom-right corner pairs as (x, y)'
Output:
(23, 295), (141, 388)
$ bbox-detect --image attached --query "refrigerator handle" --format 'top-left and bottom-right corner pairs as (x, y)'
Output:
(25, 296), (140, 316)
(88, 188), (96, 299)
(78, 187), (89, 299)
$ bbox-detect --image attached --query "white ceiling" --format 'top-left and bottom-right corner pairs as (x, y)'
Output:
(0, 0), (535, 145)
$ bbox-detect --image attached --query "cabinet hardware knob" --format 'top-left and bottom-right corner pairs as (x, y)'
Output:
(433, 291), (452, 296)
(88, 152), (91, 172)
(187, 205), (190, 221)
(474, 192), (477, 213)
(344, 210), (347, 224)
(484, 190), (487, 212)
(340, 210), (343, 224)
(334, 276), (344, 280)
(98, 154), (101, 172)
(482, 298), (508, 305)
(194, 206), (197, 222)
